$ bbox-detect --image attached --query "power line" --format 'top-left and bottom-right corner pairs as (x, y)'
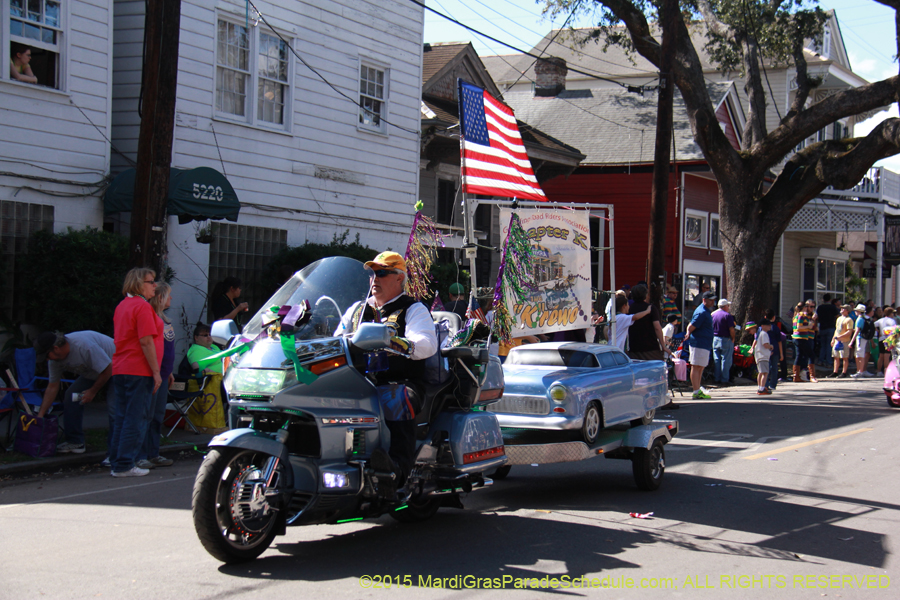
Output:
(246, 0), (420, 136)
(409, 0), (649, 91)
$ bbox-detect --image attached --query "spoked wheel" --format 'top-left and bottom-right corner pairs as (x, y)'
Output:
(632, 439), (665, 491)
(390, 495), (442, 523)
(192, 448), (283, 563)
(581, 402), (601, 444)
(630, 408), (656, 428)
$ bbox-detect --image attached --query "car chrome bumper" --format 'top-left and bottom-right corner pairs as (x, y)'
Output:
(493, 413), (582, 430)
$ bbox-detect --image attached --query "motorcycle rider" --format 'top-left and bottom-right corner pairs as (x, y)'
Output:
(334, 251), (438, 494)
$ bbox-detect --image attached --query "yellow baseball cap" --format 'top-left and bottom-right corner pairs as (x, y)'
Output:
(364, 251), (406, 272)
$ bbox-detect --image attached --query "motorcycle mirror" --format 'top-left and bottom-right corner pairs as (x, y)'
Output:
(350, 322), (392, 350)
(210, 319), (240, 347)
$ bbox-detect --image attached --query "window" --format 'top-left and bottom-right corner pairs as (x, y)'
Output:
(215, 19), (291, 128)
(207, 223), (287, 321)
(358, 63), (387, 132)
(801, 252), (846, 305)
(1, 200), (54, 320)
(709, 214), (721, 250)
(8, 0), (63, 88)
(684, 210), (707, 248)
(436, 179), (456, 225)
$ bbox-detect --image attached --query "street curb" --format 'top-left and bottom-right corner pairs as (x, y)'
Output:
(0, 441), (209, 478)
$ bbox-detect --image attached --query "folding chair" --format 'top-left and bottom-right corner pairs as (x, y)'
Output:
(164, 357), (209, 437)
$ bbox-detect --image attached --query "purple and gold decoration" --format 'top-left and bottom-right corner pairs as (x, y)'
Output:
(492, 212), (537, 343)
(404, 210), (444, 301)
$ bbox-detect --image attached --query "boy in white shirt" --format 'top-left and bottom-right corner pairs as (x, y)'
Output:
(752, 319), (774, 395)
(613, 294), (652, 351)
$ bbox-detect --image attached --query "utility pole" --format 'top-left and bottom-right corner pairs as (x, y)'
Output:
(647, 0), (677, 308)
(130, 0), (182, 273)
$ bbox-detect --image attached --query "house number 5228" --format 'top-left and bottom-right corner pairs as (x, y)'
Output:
(192, 183), (224, 202)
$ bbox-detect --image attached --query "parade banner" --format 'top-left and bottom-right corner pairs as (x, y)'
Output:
(498, 208), (592, 337)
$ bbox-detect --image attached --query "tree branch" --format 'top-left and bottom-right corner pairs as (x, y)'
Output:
(596, 0), (743, 174)
(765, 118), (900, 220)
(695, 0), (733, 40)
(752, 76), (900, 172)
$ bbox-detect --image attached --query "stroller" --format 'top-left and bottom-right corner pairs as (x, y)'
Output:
(731, 344), (757, 380)
(882, 327), (900, 408)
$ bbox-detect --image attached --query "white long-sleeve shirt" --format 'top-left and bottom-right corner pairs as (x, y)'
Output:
(334, 294), (438, 360)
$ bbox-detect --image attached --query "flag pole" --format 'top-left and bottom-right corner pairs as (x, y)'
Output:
(458, 78), (478, 297)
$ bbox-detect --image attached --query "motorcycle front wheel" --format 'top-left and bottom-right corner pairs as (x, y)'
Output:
(192, 448), (283, 563)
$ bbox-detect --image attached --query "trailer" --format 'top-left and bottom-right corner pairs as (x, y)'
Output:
(492, 419), (679, 491)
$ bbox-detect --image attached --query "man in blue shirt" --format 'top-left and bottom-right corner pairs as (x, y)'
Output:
(684, 291), (717, 399)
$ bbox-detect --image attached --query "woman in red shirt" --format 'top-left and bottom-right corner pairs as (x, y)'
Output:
(108, 268), (163, 477)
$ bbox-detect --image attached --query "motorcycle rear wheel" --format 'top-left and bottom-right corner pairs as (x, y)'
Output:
(192, 448), (282, 563)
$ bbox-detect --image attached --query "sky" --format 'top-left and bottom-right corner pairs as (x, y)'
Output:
(423, 0), (900, 171)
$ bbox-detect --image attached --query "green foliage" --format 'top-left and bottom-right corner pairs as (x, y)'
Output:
(844, 261), (867, 305)
(259, 231), (472, 307)
(24, 228), (131, 336)
(0, 311), (31, 359)
(542, 0), (826, 77)
(259, 231), (380, 299)
(424, 261), (472, 307)
(702, 0), (826, 75)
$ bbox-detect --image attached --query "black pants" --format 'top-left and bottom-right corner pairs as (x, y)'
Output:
(385, 384), (422, 482)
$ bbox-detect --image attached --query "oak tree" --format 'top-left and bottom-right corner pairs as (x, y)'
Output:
(543, 0), (900, 321)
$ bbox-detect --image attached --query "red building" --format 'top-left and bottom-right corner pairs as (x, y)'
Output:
(501, 62), (745, 311)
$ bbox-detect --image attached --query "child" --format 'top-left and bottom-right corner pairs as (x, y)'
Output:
(663, 313), (680, 349)
(752, 319), (774, 395)
(613, 294), (652, 351)
(764, 309), (785, 390)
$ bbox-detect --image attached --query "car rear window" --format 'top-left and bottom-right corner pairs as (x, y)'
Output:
(506, 349), (598, 367)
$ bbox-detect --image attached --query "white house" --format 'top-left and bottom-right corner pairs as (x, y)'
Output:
(108, 0), (424, 353)
(1, 0), (115, 322)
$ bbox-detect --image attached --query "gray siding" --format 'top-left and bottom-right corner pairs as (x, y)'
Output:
(0, 0), (113, 231)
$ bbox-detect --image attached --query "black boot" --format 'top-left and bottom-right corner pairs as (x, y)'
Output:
(369, 448), (398, 500)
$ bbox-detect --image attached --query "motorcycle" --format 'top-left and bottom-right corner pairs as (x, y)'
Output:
(191, 256), (507, 563)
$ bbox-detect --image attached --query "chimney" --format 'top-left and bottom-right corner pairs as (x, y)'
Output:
(534, 57), (567, 97)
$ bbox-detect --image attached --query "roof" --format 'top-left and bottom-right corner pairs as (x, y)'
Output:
(484, 17), (854, 87)
(421, 94), (584, 160)
(501, 82), (737, 165)
(421, 41), (585, 166)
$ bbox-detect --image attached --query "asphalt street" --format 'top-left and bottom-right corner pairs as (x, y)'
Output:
(0, 378), (897, 599)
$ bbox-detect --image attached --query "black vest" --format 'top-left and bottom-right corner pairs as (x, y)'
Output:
(351, 295), (425, 383)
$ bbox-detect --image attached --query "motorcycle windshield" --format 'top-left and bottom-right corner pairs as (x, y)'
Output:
(242, 256), (371, 340)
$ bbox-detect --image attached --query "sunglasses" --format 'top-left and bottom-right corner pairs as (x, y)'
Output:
(370, 269), (399, 278)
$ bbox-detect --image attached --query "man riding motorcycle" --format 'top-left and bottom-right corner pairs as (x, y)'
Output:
(333, 251), (437, 493)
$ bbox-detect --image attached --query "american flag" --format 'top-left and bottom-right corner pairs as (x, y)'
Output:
(466, 296), (486, 322)
(458, 80), (546, 202)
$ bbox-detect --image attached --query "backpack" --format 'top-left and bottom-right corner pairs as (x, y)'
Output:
(860, 318), (876, 341)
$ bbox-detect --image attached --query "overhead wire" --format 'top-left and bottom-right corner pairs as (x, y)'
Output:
(408, 0), (651, 91)
(245, 0), (419, 136)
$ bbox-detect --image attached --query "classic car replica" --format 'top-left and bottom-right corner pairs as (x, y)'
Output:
(487, 342), (668, 444)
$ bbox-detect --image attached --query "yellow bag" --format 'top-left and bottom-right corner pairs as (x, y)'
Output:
(187, 373), (226, 430)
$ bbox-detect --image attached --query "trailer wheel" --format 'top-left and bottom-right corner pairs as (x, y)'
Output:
(632, 439), (665, 491)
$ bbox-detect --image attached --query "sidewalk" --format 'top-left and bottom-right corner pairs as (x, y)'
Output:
(1, 396), (216, 478)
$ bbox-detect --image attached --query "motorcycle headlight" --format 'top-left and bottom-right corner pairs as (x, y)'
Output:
(226, 368), (297, 395)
